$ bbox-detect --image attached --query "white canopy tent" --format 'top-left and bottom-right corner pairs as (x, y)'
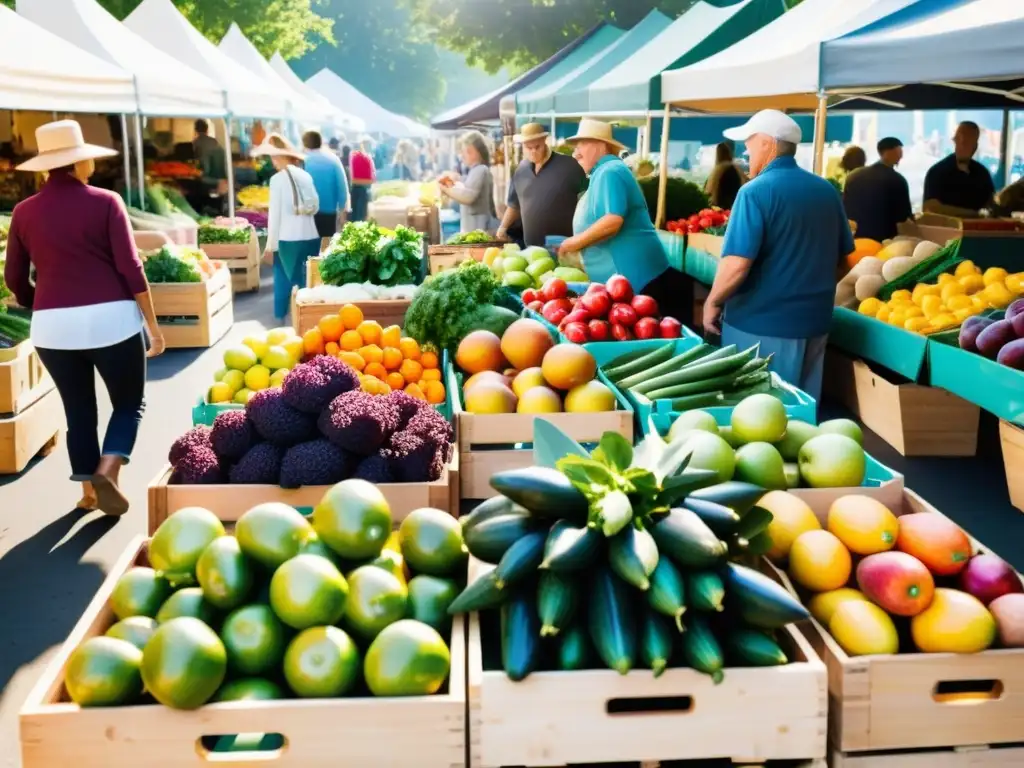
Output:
(306, 69), (430, 139)
(268, 52), (364, 134)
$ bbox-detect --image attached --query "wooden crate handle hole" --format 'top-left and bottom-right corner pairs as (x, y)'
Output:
(932, 678), (1004, 704)
(605, 694), (694, 716)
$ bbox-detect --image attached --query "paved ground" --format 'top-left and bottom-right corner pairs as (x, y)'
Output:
(0, 268), (1021, 765)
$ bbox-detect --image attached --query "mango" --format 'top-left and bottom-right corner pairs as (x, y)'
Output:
(517, 386), (562, 414)
(500, 319), (554, 371)
(789, 530), (851, 592)
(463, 382), (517, 414)
(911, 588), (996, 653)
(856, 551), (934, 617)
(809, 588), (869, 626)
(541, 344), (596, 391)
(564, 380), (615, 413)
(830, 600), (899, 656)
(456, 331), (506, 375)
(894, 513), (971, 576)
(511, 368), (546, 398)
(827, 496), (899, 556)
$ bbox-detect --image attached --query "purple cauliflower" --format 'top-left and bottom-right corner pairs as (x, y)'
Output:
(353, 454), (396, 484)
(229, 442), (283, 485)
(246, 388), (317, 446)
(279, 440), (355, 489)
(387, 390), (428, 428)
(282, 357), (360, 415)
(209, 409), (258, 462)
(405, 407), (455, 461)
(168, 425), (211, 465)
(318, 390), (401, 455)
(170, 445), (223, 485)
(381, 430), (447, 483)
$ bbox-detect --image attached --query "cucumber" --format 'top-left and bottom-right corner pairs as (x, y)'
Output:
(647, 557), (687, 632)
(461, 496), (523, 533)
(593, 490), (633, 537)
(616, 343), (714, 389)
(557, 622), (594, 671)
(726, 371), (771, 391)
(447, 571), (504, 614)
(602, 343), (677, 382)
(602, 346), (660, 376)
(662, 391), (724, 409)
(732, 357), (770, 377)
(540, 521), (603, 572)
(721, 379), (774, 401)
(683, 498), (741, 537)
(464, 514), (535, 563)
(688, 482), (768, 516)
(632, 347), (757, 396)
(641, 370), (745, 401)
(724, 629), (789, 667)
(537, 572), (578, 637)
(650, 508), (727, 569)
(489, 467), (588, 523)
(607, 525), (659, 591)
(641, 611), (675, 678)
(493, 530), (547, 589)
(722, 563), (809, 629)
(688, 571), (725, 613)
(588, 567), (636, 675)
(679, 613), (724, 684)
(501, 590), (541, 681)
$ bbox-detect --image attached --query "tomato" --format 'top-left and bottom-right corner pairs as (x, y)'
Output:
(659, 317), (683, 338)
(562, 322), (589, 344)
(611, 323), (634, 341)
(605, 275), (634, 303)
(608, 303), (638, 328)
(587, 320), (610, 341)
(631, 295), (659, 318)
(634, 317), (659, 340)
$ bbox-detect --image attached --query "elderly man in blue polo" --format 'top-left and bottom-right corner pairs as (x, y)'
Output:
(702, 110), (854, 402)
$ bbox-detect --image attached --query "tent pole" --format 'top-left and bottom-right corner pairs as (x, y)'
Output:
(998, 109), (1010, 190)
(120, 114), (131, 204)
(134, 115), (145, 212)
(224, 117), (236, 219)
(812, 94), (827, 176)
(655, 104), (671, 229)
(550, 113), (556, 143)
(643, 112), (652, 156)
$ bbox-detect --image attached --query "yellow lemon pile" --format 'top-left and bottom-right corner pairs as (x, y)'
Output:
(857, 261), (1024, 334)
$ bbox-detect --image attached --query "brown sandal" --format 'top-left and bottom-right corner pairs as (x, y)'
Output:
(91, 473), (129, 517)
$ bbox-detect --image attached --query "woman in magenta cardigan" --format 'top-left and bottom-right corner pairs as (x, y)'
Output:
(5, 120), (164, 515)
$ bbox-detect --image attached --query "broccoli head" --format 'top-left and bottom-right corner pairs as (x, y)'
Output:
(282, 356), (360, 415)
(279, 439), (355, 489)
(228, 442), (283, 485)
(246, 388), (317, 446)
(168, 425), (211, 465)
(318, 390), (401, 455)
(352, 453), (396, 484)
(381, 430), (447, 483)
(386, 390), (428, 429)
(170, 445), (223, 485)
(209, 409), (258, 462)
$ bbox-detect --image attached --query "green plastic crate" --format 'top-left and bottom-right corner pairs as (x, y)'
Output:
(830, 306), (929, 382)
(927, 337), (1024, 425)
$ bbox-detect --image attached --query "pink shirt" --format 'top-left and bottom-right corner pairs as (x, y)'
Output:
(349, 151), (376, 184)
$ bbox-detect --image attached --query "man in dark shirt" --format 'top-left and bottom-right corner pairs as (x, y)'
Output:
(497, 123), (586, 247)
(192, 119), (228, 214)
(923, 121), (995, 217)
(843, 137), (913, 242)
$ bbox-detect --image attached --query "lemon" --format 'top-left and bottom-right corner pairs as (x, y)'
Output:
(945, 294), (972, 311)
(937, 273), (955, 286)
(903, 306), (924, 319)
(233, 388), (254, 405)
(270, 369), (289, 388)
(889, 289), (912, 303)
(262, 346), (293, 371)
(959, 274), (985, 294)
(983, 282), (1014, 309)
(858, 297), (882, 316)
(940, 282), (966, 302)
(212, 368), (228, 382)
(222, 369), (245, 394)
(904, 317), (930, 333)
(983, 267), (1009, 287)
(875, 305), (890, 322)
(971, 295), (989, 311)
(953, 307), (976, 323)
(1007, 273), (1024, 295)
(209, 382), (233, 403)
(242, 335), (270, 361)
(929, 313), (958, 330)
(266, 328), (292, 346)
(244, 365), (271, 391)
(954, 260), (978, 278)
(921, 295), (942, 318)
(282, 337), (304, 364)
(888, 309), (908, 327)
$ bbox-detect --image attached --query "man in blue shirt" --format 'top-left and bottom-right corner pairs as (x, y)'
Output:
(704, 110), (854, 402)
(302, 131), (350, 249)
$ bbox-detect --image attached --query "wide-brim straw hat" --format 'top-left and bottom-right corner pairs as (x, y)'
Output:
(251, 132), (305, 160)
(514, 122), (550, 143)
(564, 118), (626, 154)
(17, 120), (118, 172)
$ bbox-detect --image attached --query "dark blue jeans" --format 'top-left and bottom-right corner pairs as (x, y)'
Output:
(36, 333), (147, 481)
(351, 185), (370, 222)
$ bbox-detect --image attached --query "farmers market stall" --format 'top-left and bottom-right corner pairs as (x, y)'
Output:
(143, 245), (234, 348)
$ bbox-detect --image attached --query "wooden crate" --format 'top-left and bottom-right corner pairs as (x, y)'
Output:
(20, 536), (469, 768)
(151, 265), (233, 349)
(290, 287), (411, 336)
(825, 350), (980, 457)
(0, 342), (54, 416)
(763, 489), (1024, 756)
(306, 256), (324, 287)
(202, 230), (261, 293)
(428, 244), (492, 275)
(466, 610), (827, 767)
(1000, 420), (1024, 513)
(830, 743), (1024, 768)
(147, 452), (457, 534)
(0, 386), (62, 474)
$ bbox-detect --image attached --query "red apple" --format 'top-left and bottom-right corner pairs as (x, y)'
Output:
(580, 289), (612, 318)
(521, 288), (538, 304)
(587, 320), (610, 341)
(609, 303), (638, 328)
(544, 278), (569, 301)
(631, 294), (659, 318)
(634, 317), (659, 340)
(606, 274), (634, 303)
(585, 282), (608, 294)
(527, 300), (544, 312)
(547, 308), (569, 326)
(659, 317), (683, 338)
(562, 322), (589, 344)
(560, 309), (591, 328)
(611, 323), (634, 341)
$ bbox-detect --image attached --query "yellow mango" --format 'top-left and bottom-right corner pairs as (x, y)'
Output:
(888, 309), (908, 327)
(1007, 273), (1024, 295)
(858, 297), (882, 316)
(945, 294), (972, 312)
(953, 307), (977, 323)
(929, 313), (958, 330)
(954, 260), (978, 278)
(904, 317), (930, 333)
(911, 284), (929, 305)
(903, 306), (924, 319)
(889, 289), (913, 304)
(921, 295), (943, 318)
(971, 295), (989, 311)
(983, 282), (1014, 309)
(937, 273), (956, 286)
(875, 305), (890, 323)
(983, 267), (1009, 287)
(939, 281), (965, 302)
(958, 274), (985, 294)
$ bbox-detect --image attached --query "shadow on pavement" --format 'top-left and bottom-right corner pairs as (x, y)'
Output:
(0, 509), (119, 696)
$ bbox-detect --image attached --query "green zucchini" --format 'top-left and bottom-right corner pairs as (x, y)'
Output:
(464, 514), (536, 564)
(557, 622), (593, 671)
(489, 467), (588, 523)
(602, 346), (661, 375)
(537, 572), (578, 637)
(724, 629), (788, 667)
(616, 343), (714, 389)
(607, 525), (659, 591)
(647, 557), (687, 632)
(732, 356), (771, 377)
(683, 498), (741, 537)
(540, 521), (603, 572)
(662, 391), (725, 409)
(724, 371), (771, 392)
(447, 571), (504, 614)
(688, 571), (725, 613)
(602, 343), (677, 382)
(589, 567), (636, 675)
(593, 490), (633, 538)
(720, 379), (774, 402)
(460, 496), (522, 533)
(632, 347), (757, 396)
(641, 611), (675, 678)
(679, 613), (724, 684)
(722, 563), (809, 629)
(493, 530), (547, 589)
(641, 370), (746, 401)
(501, 591), (541, 681)
(650, 508), (727, 569)
(688, 482), (767, 516)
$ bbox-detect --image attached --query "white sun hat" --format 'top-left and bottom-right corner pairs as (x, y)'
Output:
(17, 120), (118, 172)
(723, 109), (802, 144)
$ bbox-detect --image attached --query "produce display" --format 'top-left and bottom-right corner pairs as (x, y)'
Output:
(64, 490), (464, 708)
(447, 424), (810, 682)
(639, 177), (709, 226)
(319, 222), (424, 288)
(302, 303), (446, 403)
(238, 185), (271, 209)
(956, 298), (1024, 370)
(146, 161), (200, 179)
(198, 219), (254, 245)
(838, 237), (943, 309)
(481, 243), (588, 290)
(235, 209), (268, 230)
(524, 275), (683, 343)
(455, 322), (615, 415)
(142, 244), (218, 284)
(209, 327), (306, 405)
(295, 283), (419, 305)
(664, 207), (730, 236)
(0, 310), (29, 349)
(446, 230), (495, 245)
(764, 493), (1024, 655)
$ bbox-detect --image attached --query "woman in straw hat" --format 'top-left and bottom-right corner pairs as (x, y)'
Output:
(559, 119), (689, 319)
(253, 133), (321, 321)
(4, 120), (165, 515)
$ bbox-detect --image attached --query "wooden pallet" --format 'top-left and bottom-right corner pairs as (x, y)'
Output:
(0, 341), (54, 416)
(202, 231), (261, 293)
(20, 536), (469, 768)
(150, 265), (233, 349)
(290, 285), (411, 336)
(0, 386), (62, 474)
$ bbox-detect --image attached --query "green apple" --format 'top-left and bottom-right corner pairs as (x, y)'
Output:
(774, 420), (820, 461)
(731, 393), (788, 444)
(798, 434), (866, 488)
(817, 418), (864, 446)
(734, 442), (787, 490)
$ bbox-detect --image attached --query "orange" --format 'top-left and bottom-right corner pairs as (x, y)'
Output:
(380, 325), (401, 349)
(827, 496), (899, 556)
(399, 337), (421, 360)
(386, 372), (406, 390)
(359, 344), (384, 365)
(338, 351), (365, 371)
(399, 359), (423, 384)
(382, 347), (404, 371)
(302, 328), (325, 357)
(364, 362), (387, 381)
(421, 368), (442, 383)
(340, 330), (363, 352)
(324, 342), (340, 357)
(357, 320), (382, 346)
(789, 530), (852, 593)
(318, 315), (343, 343)
(340, 304), (364, 330)
(423, 380), (446, 405)
(404, 383), (426, 400)
(420, 350), (439, 369)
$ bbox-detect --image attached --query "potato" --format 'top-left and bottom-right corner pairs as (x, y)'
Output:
(849, 256), (884, 278)
(855, 274), (885, 301)
(881, 256), (916, 282)
(835, 279), (856, 306)
(913, 240), (941, 262)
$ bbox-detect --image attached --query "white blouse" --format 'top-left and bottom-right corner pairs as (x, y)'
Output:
(267, 166), (320, 251)
(32, 300), (144, 351)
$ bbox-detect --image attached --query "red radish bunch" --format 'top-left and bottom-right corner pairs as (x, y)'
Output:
(666, 207), (730, 236)
(546, 274), (683, 343)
